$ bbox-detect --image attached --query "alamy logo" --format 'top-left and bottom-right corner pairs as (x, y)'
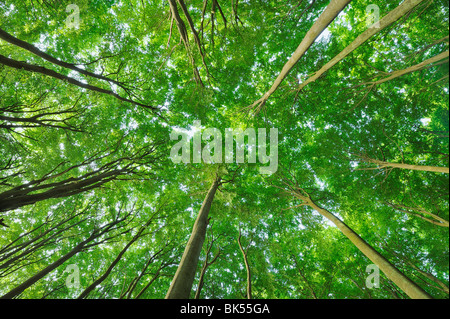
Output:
(64, 264), (80, 289)
(66, 4), (80, 29)
(366, 4), (380, 29)
(170, 121), (278, 175)
(365, 264), (380, 289)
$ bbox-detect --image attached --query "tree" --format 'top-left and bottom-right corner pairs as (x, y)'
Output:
(194, 226), (222, 299)
(273, 170), (432, 299)
(0, 140), (163, 213)
(165, 175), (220, 299)
(1, 208), (133, 299)
(0, 0), (447, 300)
(237, 226), (253, 299)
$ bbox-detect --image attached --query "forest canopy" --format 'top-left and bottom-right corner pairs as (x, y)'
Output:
(0, 0), (448, 300)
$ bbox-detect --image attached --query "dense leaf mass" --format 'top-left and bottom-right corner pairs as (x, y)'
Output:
(0, 0), (448, 299)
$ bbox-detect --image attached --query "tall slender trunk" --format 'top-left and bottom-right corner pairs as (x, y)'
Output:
(250, 0), (351, 111)
(77, 211), (156, 299)
(1, 213), (128, 299)
(194, 245), (220, 299)
(412, 265), (449, 295)
(297, 0), (426, 91)
(0, 169), (121, 213)
(120, 246), (168, 299)
(0, 54), (157, 112)
(194, 260), (208, 299)
(369, 160), (449, 174)
(0, 217), (87, 272)
(135, 271), (162, 299)
(370, 51), (449, 85)
(0, 212), (83, 266)
(237, 229), (252, 299)
(1, 231), (99, 299)
(385, 202), (449, 227)
(306, 199), (432, 299)
(165, 178), (220, 299)
(386, 247), (450, 295)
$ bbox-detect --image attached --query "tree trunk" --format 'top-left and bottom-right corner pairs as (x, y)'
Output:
(0, 146), (160, 213)
(194, 262), (207, 299)
(414, 267), (449, 294)
(370, 51), (449, 85)
(194, 245), (220, 299)
(306, 199), (432, 299)
(120, 245), (168, 299)
(0, 231), (99, 299)
(0, 213), (128, 299)
(297, 0), (426, 91)
(0, 215), (87, 271)
(167, 0), (204, 86)
(251, 0), (351, 111)
(165, 177), (220, 299)
(237, 229), (252, 299)
(77, 211), (157, 299)
(0, 169), (121, 213)
(387, 247), (450, 295)
(370, 160), (449, 174)
(357, 155), (450, 174)
(385, 202), (449, 227)
(135, 270), (161, 299)
(0, 54), (157, 112)
(0, 212), (82, 263)
(0, 28), (124, 87)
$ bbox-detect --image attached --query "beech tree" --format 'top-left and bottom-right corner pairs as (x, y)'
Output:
(165, 175), (221, 299)
(0, 0), (448, 300)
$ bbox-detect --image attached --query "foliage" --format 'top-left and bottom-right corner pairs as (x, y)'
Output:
(0, 0), (448, 299)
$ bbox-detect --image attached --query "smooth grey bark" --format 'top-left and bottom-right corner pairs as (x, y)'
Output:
(0, 54), (158, 112)
(0, 28), (123, 87)
(77, 210), (159, 299)
(300, 196), (433, 299)
(297, 0), (426, 91)
(194, 247), (220, 299)
(369, 51), (449, 85)
(368, 159), (449, 174)
(165, 177), (220, 299)
(1, 231), (98, 299)
(237, 229), (252, 299)
(0, 216), (128, 299)
(250, 0), (352, 112)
